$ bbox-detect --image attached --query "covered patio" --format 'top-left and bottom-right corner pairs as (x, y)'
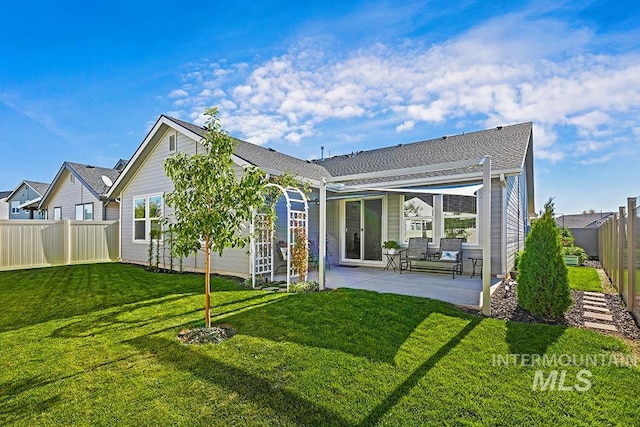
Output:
(305, 266), (501, 309)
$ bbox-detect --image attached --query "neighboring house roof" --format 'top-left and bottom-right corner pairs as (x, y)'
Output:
(6, 180), (51, 202)
(114, 159), (129, 170)
(39, 161), (122, 209)
(555, 212), (615, 228)
(0, 191), (11, 199)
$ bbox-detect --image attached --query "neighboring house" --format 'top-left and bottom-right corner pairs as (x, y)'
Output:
(38, 161), (123, 221)
(108, 115), (534, 280)
(555, 212), (615, 229)
(6, 180), (50, 219)
(555, 212), (615, 259)
(0, 190), (11, 220)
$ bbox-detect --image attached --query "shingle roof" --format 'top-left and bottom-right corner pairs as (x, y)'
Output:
(163, 116), (331, 181)
(315, 122), (532, 177)
(0, 191), (12, 199)
(555, 212), (615, 228)
(23, 181), (50, 196)
(66, 162), (122, 196)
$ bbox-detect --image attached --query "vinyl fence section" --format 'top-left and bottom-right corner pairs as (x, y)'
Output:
(599, 197), (639, 325)
(0, 219), (119, 271)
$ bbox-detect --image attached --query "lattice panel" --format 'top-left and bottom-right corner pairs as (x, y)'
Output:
(253, 213), (272, 275)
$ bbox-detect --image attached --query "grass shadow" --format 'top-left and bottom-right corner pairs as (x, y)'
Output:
(222, 288), (477, 364)
(359, 316), (483, 426)
(0, 263), (247, 332)
(505, 320), (568, 356)
(126, 334), (351, 426)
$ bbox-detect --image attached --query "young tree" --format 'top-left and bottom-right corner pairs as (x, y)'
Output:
(517, 199), (571, 318)
(164, 107), (267, 328)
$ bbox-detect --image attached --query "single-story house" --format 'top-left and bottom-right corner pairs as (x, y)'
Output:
(107, 115), (534, 297)
(38, 161), (123, 221)
(6, 180), (50, 219)
(0, 190), (11, 220)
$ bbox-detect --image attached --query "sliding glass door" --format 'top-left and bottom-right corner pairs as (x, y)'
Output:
(343, 198), (383, 262)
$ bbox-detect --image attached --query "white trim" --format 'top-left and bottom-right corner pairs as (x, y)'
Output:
(132, 194), (164, 244)
(339, 195), (386, 266)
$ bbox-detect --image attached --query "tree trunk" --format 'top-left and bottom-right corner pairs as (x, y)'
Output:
(204, 237), (211, 328)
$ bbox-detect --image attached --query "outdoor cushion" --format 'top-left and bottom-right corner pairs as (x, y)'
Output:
(439, 250), (459, 261)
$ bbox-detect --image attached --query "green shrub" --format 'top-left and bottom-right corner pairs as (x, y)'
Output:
(517, 199), (571, 318)
(561, 246), (588, 264)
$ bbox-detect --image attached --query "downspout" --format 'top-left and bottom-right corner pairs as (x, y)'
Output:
(500, 173), (507, 278)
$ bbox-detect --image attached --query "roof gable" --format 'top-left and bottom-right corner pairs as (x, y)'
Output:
(39, 162), (122, 208)
(7, 180), (50, 202)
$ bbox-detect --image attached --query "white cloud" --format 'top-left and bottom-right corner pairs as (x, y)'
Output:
(168, 89), (189, 98)
(169, 11), (640, 166)
(396, 120), (414, 132)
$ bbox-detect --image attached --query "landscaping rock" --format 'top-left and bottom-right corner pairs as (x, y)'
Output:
(490, 277), (640, 341)
(178, 326), (236, 345)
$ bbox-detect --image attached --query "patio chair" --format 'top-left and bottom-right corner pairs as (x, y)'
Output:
(275, 241), (288, 273)
(400, 237), (430, 273)
(308, 240), (331, 270)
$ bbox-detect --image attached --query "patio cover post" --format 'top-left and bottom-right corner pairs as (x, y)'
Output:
(319, 178), (327, 290)
(482, 156), (491, 315)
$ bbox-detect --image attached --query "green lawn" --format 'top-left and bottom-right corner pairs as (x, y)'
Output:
(1, 263), (638, 426)
(568, 266), (603, 292)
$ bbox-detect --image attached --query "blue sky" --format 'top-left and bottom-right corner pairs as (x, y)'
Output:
(1, 0), (638, 214)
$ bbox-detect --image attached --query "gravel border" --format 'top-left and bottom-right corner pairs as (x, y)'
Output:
(489, 268), (640, 341)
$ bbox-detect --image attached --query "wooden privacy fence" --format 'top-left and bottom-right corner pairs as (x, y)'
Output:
(599, 197), (639, 325)
(0, 220), (119, 271)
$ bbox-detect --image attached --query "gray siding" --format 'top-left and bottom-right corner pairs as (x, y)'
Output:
(43, 169), (105, 220)
(119, 128), (249, 277)
(326, 199), (339, 266)
(505, 174), (527, 272)
(105, 202), (120, 221)
(489, 178), (503, 276)
(7, 184), (42, 220)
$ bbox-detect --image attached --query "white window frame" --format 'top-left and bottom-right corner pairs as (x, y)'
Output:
(75, 202), (94, 221)
(401, 194), (480, 248)
(53, 206), (62, 220)
(132, 194), (164, 243)
(401, 194), (435, 245)
(10, 201), (20, 214)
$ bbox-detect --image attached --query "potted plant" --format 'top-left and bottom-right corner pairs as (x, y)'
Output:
(382, 240), (400, 255)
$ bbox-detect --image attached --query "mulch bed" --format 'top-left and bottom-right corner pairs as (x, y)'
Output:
(489, 267), (640, 341)
(178, 326), (236, 345)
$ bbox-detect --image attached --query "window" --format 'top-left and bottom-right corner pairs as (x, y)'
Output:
(133, 195), (163, 242)
(443, 194), (477, 244)
(168, 134), (176, 152)
(10, 201), (20, 214)
(53, 207), (62, 220)
(75, 203), (93, 221)
(403, 194), (434, 244)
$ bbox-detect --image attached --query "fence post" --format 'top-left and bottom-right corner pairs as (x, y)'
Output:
(628, 198), (636, 312)
(65, 218), (72, 265)
(618, 206), (625, 300)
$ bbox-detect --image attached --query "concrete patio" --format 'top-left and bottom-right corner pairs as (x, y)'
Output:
(302, 265), (502, 309)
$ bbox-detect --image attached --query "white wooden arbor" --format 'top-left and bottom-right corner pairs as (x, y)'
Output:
(317, 156), (493, 315)
(250, 184), (309, 292)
